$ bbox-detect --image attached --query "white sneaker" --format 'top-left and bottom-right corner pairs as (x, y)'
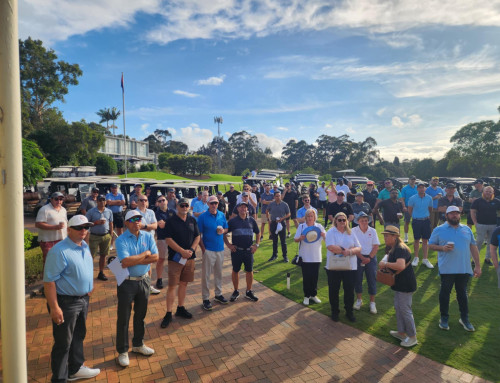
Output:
(400, 337), (418, 347)
(411, 257), (419, 267)
(132, 344), (155, 356)
(353, 299), (362, 310)
(310, 296), (321, 304)
(303, 297), (310, 306)
(150, 285), (160, 295)
(68, 365), (100, 380)
(117, 352), (129, 367)
(369, 302), (377, 314)
(389, 330), (406, 341)
(110, 245), (114, 251)
(422, 259), (434, 269)
(404, 234), (408, 243)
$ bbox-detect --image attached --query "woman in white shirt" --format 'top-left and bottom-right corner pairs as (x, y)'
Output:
(325, 212), (361, 322)
(294, 209), (326, 306)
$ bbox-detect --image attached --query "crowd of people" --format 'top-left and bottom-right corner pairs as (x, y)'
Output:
(36, 177), (500, 381)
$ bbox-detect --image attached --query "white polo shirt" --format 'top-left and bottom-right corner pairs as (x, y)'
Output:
(36, 203), (68, 242)
(352, 226), (380, 255)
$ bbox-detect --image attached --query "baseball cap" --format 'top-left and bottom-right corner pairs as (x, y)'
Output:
(51, 192), (64, 199)
(446, 206), (460, 214)
(124, 210), (142, 221)
(417, 182), (426, 187)
(431, 176), (439, 180)
(237, 201), (249, 206)
(110, 183), (118, 188)
(337, 191), (345, 196)
(134, 183), (142, 188)
(242, 192), (249, 197)
(446, 183), (456, 189)
(178, 197), (189, 205)
(91, 187), (99, 193)
(356, 192), (363, 196)
(321, 181), (326, 185)
(217, 191), (223, 195)
(167, 188), (175, 193)
(366, 180), (374, 185)
(68, 215), (94, 228)
(474, 179), (484, 184)
(97, 194), (106, 201)
(208, 195), (218, 203)
(409, 175), (416, 180)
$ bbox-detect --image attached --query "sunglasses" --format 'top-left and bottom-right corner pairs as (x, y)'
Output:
(139, 199), (148, 202)
(303, 200), (310, 202)
(179, 204), (189, 208)
(336, 219), (346, 222)
(71, 226), (89, 231)
(209, 202), (218, 205)
(128, 217), (142, 223)
(157, 199), (166, 202)
(54, 197), (64, 201)
(98, 198), (106, 201)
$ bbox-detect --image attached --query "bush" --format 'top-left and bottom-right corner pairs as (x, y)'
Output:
(95, 154), (117, 175)
(25, 246), (43, 283)
(24, 229), (34, 251)
(139, 163), (156, 172)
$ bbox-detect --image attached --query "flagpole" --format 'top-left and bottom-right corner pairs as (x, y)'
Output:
(121, 72), (127, 177)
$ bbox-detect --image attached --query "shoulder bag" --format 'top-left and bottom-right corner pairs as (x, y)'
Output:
(376, 258), (411, 286)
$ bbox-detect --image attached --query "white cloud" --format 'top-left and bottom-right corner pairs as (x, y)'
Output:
(346, 127), (356, 134)
(173, 89), (200, 98)
(276, 127), (289, 131)
(391, 114), (422, 128)
(169, 128), (177, 135)
(140, 123), (150, 136)
(170, 123), (212, 150)
(255, 133), (284, 158)
(370, 33), (423, 49)
(376, 107), (386, 117)
(196, 75), (226, 86)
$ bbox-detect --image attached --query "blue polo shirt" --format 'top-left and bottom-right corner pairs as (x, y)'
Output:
(192, 200), (209, 221)
(408, 193), (433, 219)
(86, 207), (113, 235)
(378, 188), (401, 201)
(401, 184), (418, 206)
(426, 186), (444, 208)
(297, 206), (318, 220)
(115, 230), (158, 277)
(429, 223), (475, 275)
(197, 210), (228, 251)
(43, 237), (94, 296)
(105, 192), (125, 213)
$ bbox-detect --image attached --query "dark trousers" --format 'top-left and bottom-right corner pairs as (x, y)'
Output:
(116, 277), (150, 353)
(50, 295), (89, 383)
(301, 262), (321, 297)
(326, 269), (356, 315)
(270, 221), (287, 258)
(439, 274), (470, 320)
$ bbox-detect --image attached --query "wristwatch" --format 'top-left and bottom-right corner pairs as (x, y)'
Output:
(254, 244), (260, 248)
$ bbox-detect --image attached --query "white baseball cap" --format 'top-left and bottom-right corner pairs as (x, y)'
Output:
(445, 206), (460, 214)
(68, 215), (94, 228)
(125, 210), (142, 221)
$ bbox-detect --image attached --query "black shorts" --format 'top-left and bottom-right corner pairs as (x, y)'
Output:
(317, 200), (327, 209)
(113, 212), (124, 229)
(287, 209), (297, 220)
(231, 250), (254, 272)
(467, 212), (474, 225)
(412, 219), (431, 240)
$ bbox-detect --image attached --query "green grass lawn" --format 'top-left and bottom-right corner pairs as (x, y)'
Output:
(252, 216), (500, 382)
(205, 173), (243, 183)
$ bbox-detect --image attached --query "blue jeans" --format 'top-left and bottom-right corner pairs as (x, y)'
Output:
(49, 294), (89, 383)
(355, 256), (377, 296)
(439, 274), (470, 321)
(116, 277), (150, 353)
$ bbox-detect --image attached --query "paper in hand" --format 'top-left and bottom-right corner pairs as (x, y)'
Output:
(108, 256), (129, 286)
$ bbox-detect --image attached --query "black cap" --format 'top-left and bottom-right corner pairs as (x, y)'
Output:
(217, 191), (223, 195)
(446, 183), (456, 189)
(474, 179), (484, 184)
(337, 191), (345, 196)
(167, 188), (175, 193)
(237, 201), (249, 207)
(417, 182), (426, 187)
(134, 183), (142, 187)
(111, 183), (118, 188)
(178, 197), (189, 205)
(91, 187), (99, 193)
(409, 175), (416, 180)
(98, 194), (106, 201)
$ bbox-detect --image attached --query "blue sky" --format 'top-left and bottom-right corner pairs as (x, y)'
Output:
(18, 0), (500, 161)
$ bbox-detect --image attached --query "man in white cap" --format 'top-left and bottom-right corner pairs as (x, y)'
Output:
(43, 215), (100, 381)
(429, 206), (481, 332)
(198, 195), (229, 310)
(36, 191), (68, 270)
(115, 210), (159, 367)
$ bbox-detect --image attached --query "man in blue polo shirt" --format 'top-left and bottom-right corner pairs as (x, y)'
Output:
(426, 176), (445, 230)
(106, 184), (126, 248)
(401, 176), (418, 243)
(408, 183), (434, 269)
(44, 215), (100, 381)
(198, 195), (229, 311)
(192, 190), (209, 221)
(115, 210), (159, 368)
(296, 195), (318, 224)
(429, 206), (481, 332)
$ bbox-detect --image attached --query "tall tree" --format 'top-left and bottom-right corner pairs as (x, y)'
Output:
(22, 138), (51, 186)
(281, 139), (314, 173)
(96, 108), (111, 129)
(109, 107), (121, 136)
(228, 131), (262, 175)
(165, 140), (188, 155)
(20, 37), (82, 136)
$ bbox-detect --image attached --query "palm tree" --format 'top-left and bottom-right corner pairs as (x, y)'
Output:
(109, 107), (121, 136)
(96, 108), (112, 131)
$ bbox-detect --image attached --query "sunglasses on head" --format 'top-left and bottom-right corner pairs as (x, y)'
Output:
(128, 217), (142, 223)
(71, 226), (89, 231)
(179, 204), (189, 208)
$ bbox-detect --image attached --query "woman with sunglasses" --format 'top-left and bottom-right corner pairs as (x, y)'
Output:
(294, 209), (326, 306)
(325, 212), (361, 322)
(379, 225), (418, 347)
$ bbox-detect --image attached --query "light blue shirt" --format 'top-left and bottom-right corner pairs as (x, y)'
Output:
(378, 188), (402, 201)
(105, 192), (125, 213)
(193, 200), (209, 221)
(426, 186), (445, 208)
(115, 230), (158, 277)
(43, 237), (93, 296)
(408, 193), (433, 219)
(197, 210), (228, 251)
(317, 187), (327, 201)
(136, 208), (157, 236)
(429, 222), (476, 275)
(297, 206), (318, 219)
(401, 184), (418, 206)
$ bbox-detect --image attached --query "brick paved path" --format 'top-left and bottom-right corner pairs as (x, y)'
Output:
(16, 249), (488, 382)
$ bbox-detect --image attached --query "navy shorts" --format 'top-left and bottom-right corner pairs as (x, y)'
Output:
(231, 250), (254, 272)
(317, 200), (327, 209)
(287, 209), (297, 220)
(412, 219), (431, 240)
(113, 212), (124, 228)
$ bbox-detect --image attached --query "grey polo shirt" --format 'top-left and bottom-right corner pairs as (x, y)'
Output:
(86, 207), (113, 235)
(267, 201), (290, 221)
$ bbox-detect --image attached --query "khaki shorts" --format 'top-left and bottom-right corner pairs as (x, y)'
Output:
(157, 239), (168, 259)
(89, 233), (111, 257)
(261, 214), (270, 223)
(168, 259), (195, 286)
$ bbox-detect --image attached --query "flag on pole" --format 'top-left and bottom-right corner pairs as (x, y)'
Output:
(121, 73), (124, 92)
